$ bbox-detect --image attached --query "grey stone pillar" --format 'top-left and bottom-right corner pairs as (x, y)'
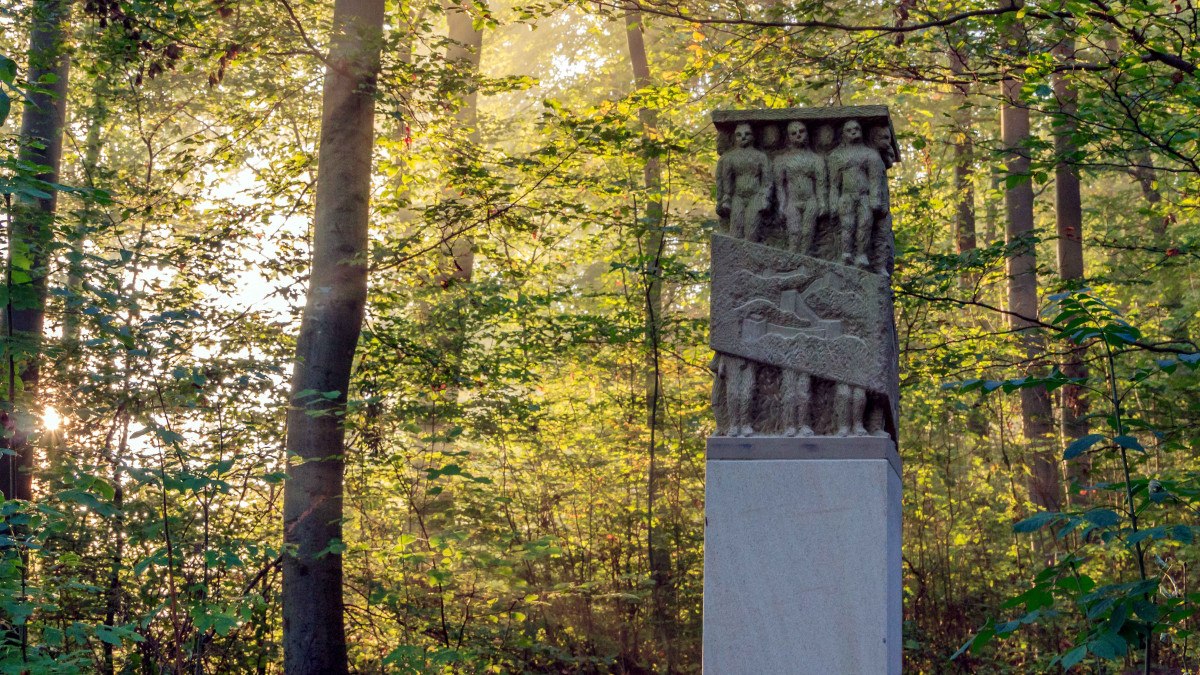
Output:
(704, 107), (902, 674)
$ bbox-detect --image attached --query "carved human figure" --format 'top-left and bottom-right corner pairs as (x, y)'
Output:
(835, 382), (868, 437)
(781, 370), (814, 437)
(869, 125), (896, 276)
(828, 120), (886, 269)
(716, 123), (771, 242)
(712, 353), (756, 436)
(774, 121), (827, 255)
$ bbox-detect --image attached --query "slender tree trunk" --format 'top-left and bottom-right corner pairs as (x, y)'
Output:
(949, 41), (976, 256)
(443, 0), (481, 285)
(1, 0), (72, 502)
(625, 9), (674, 671)
(1132, 155), (1164, 236)
(1001, 0), (1060, 513)
(281, 0), (384, 671)
(1053, 38), (1090, 506)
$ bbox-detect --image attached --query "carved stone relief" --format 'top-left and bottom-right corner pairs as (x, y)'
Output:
(710, 106), (900, 440)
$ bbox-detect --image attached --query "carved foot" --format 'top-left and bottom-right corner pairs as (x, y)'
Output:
(798, 426), (814, 437)
(855, 253), (870, 268)
(835, 426), (849, 438)
(739, 425), (754, 437)
(869, 429), (889, 439)
(784, 426), (797, 437)
(852, 424), (868, 437)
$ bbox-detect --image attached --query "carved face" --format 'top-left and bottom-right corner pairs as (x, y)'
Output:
(787, 121), (808, 148)
(870, 126), (892, 149)
(842, 120), (863, 144)
(734, 123), (754, 148)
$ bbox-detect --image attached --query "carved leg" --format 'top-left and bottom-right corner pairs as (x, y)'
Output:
(710, 356), (729, 435)
(851, 386), (868, 436)
(868, 404), (888, 438)
(794, 372), (813, 436)
(785, 208), (802, 253)
(839, 199), (855, 265)
(799, 203), (816, 256)
(854, 203), (873, 268)
(835, 382), (851, 437)
(874, 214), (893, 275)
(730, 198), (747, 239)
(728, 358), (755, 436)
(782, 370), (812, 437)
(747, 194), (767, 243)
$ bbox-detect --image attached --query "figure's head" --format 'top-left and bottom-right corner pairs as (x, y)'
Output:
(869, 125), (892, 149)
(841, 120), (863, 144)
(786, 121), (809, 148)
(870, 125), (896, 166)
(734, 123), (754, 148)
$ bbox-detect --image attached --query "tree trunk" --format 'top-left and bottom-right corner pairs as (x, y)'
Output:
(281, 0), (384, 671)
(1053, 38), (1090, 506)
(625, 9), (674, 671)
(948, 40), (976, 256)
(443, 0), (481, 284)
(1, 0), (72, 502)
(1001, 0), (1060, 513)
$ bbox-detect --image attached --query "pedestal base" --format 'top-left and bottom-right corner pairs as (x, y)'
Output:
(703, 437), (902, 675)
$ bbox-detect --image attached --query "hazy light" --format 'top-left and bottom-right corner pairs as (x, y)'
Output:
(42, 406), (62, 432)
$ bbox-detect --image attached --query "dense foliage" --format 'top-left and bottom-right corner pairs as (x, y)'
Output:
(1, 0), (1199, 672)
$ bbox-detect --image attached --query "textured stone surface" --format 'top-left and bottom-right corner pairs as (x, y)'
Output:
(710, 234), (897, 396)
(703, 452), (902, 675)
(709, 106), (899, 439)
(713, 106), (900, 161)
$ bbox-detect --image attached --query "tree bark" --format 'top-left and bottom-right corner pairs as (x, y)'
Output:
(948, 39), (976, 256)
(2, 0), (72, 502)
(625, 8), (675, 671)
(1001, 0), (1060, 512)
(443, 0), (481, 284)
(1053, 38), (1090, 506)
(281, 0), (384, 671)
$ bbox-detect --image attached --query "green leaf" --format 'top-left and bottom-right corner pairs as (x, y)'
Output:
(1088, 631), (1127, 659)
(314, 538), (345, 558)
(94, 624), (130, 647)
(1084, 509), (1120, 528)
(0, 56), (15, 84)
(1014, 511), (1061, 533)
(1126, 526), (1166, 545)
(1113, 435), (1144, 452)
(1065, 433), (1104, 459)
(1060, 644), (1087, 670)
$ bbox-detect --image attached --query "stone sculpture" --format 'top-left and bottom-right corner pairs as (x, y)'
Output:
(710, 107), (900, 439)
(774, 121), (827, 255)
(716, 122), (771, 242)
(828, 119), (886, 269)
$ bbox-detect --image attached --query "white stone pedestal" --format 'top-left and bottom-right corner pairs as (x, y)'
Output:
(703, 436), (902, 675)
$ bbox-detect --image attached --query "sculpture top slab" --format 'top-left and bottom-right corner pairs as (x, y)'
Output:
(712, 106), (901, 165)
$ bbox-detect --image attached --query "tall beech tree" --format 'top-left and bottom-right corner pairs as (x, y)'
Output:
(948, 37), (975, 257)
(281, 0), (385, 671)
(1000, 0), (1060, 512)
(1053, 37), (1089, 504)
(443, 0), (483, 288)
(2, 0), (72, 502)
(624, 9), (675, 669)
